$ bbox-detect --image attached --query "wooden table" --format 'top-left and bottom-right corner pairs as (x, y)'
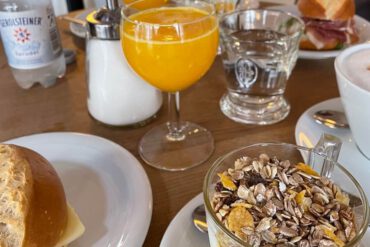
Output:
(0, 15), (339, 247)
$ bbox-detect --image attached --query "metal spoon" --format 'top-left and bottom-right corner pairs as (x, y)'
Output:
(313, 110), (349, 129)
(192, 204), (208, 233)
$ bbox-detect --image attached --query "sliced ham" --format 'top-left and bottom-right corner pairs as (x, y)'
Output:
(302, 17), (357, 46)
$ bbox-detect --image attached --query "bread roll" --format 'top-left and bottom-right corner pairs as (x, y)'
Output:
(297, 0), (358, 50)
(0, 144), (68, 247)
(298, 0), (355, 20)
(299, 36), (339, 50)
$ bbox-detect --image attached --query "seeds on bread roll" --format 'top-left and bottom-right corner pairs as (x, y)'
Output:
(0, 144), (67, 247)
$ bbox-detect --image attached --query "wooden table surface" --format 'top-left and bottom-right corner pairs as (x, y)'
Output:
(0, 14), (339, 247)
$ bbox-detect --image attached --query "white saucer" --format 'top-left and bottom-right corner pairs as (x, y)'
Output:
(295, 98), (370, 198)
(5, 132), (152, 247)
(270, 5), (370, 60)
(160, 193), (209, 247)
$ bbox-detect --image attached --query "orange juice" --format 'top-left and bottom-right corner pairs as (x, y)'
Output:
(123, 0), (168, 9)
(215, 0), (235, 15)
(122, 7), (218, 92)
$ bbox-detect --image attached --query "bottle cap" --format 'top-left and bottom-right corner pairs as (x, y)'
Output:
(86, 0), (121, 40)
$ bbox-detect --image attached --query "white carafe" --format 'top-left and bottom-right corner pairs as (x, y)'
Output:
(85, 0), (162, 126)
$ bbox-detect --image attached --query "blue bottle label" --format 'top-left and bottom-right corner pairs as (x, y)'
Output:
(0, 5), (62, 69)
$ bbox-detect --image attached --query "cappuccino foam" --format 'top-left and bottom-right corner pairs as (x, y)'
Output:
(341, 48), (370, 92)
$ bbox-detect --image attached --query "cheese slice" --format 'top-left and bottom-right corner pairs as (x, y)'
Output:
(55, 204), (85, 247)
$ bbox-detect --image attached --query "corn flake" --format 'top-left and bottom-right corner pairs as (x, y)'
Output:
(336, 191), (350, 206)
(295, 190), (306, 205)
(218, 173), (237, 191)
(227, 206), (254, 233)
(319, 225), (345, 247)
(288, 189), (297, 196)
(296, 163), (319, 176)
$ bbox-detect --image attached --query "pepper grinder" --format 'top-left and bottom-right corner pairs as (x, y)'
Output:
(85, 0), (162, 126)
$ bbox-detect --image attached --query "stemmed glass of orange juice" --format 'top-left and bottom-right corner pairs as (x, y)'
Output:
(121, 0), (218, 171)
(123, 0), (168, 9)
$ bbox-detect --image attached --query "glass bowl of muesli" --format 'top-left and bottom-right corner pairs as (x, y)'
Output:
(203, 143), (369, 247)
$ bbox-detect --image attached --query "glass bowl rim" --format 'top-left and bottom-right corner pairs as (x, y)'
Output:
(203, 142), (369, 247)
(219, 9), (305, 43)
(121, 0), (216, 28)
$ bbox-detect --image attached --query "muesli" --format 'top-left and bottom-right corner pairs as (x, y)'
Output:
(211, 154), (356, 247)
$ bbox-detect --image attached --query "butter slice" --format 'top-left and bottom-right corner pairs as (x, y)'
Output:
(55, 204), (85, 247)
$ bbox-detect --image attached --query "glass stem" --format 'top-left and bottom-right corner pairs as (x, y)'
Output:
(166, 92), (185, 141)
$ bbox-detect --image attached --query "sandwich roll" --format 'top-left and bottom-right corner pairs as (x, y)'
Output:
(297, 0), (358, 50)
(298, 0), (355, 20)
(0, 144), (84, 247)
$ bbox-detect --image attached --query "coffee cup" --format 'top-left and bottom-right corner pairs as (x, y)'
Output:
(335, 43), (370, 159)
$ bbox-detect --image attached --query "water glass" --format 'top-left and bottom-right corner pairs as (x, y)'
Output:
(219, 10), (304, 125)
(212, 0), (259, 16)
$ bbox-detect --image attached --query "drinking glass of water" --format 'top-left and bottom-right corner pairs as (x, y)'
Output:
(219, 10), (304, 125)
(212, 0), (259, 16)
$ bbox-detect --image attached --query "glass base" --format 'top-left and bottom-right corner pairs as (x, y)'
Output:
(220, 92), (290, 125)
(139, 122), (214, 171)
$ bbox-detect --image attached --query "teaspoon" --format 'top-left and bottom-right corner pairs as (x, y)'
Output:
(192, 204), (208, 233)
(313, 110), (349, 129)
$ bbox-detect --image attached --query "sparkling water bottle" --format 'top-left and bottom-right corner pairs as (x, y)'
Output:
(0, 0), (66, 89)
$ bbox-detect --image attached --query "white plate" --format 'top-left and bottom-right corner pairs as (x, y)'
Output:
(295, 98), (370, 198)
(69, 9), (91, 38)
(160, 193), (209, 247)
(270, 5), (370, 60)
(5, 132), (152, 247)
